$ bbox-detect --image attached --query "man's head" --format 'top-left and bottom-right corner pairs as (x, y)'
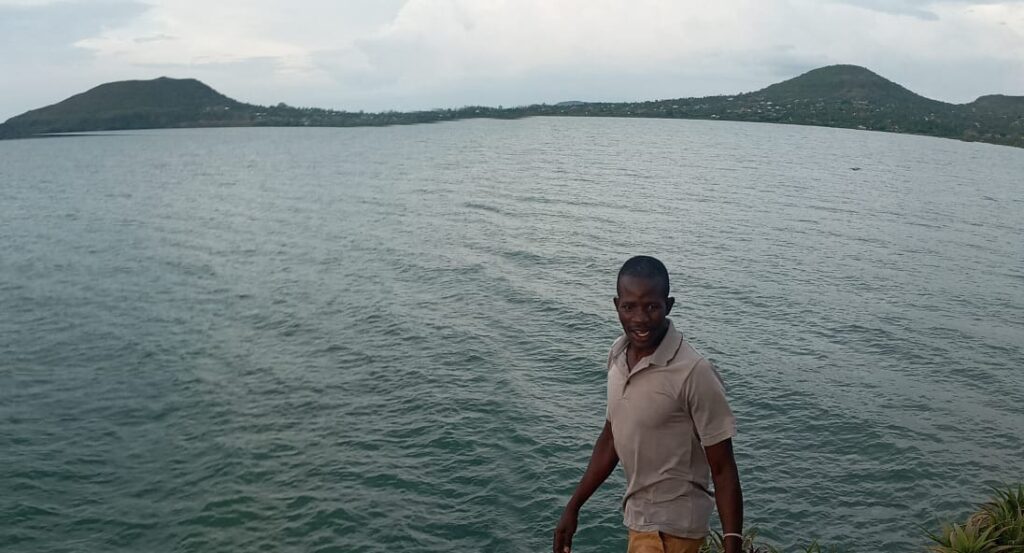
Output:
(614, 256), (675, 353)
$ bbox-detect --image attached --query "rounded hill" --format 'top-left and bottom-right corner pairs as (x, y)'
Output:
(749, 64), (940, 106)
(2, 77), (252, 135)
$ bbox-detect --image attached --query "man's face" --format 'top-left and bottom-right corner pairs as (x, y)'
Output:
(614, 275), (675, 352)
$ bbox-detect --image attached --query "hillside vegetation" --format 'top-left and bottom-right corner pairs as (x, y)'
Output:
(2, 65), (1022, 148)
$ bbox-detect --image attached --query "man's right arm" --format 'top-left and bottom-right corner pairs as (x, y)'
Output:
(553, 420), (619, 553)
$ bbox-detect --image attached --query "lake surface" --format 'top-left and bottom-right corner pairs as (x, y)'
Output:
(1, 118), (1022, 552)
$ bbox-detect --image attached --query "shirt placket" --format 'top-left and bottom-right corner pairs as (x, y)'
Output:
(620, 351), (653, 398)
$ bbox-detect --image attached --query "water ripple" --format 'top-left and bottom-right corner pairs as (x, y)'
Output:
(1, 120), (1022, 552)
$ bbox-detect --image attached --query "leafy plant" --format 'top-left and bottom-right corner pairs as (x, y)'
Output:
(699, 529), (837, 553)
(980, 484), (1024, 546)
(924, 522), (1008, 553)
(700, 529), (764, 553)
(925, 486), (1024, 553)
(694, 483), (1023, 553)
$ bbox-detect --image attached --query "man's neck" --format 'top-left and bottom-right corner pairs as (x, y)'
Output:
(627, 341), (657, 360)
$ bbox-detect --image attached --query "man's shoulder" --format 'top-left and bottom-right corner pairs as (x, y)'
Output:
(678, 338), (723, 375)
(605, 334), (627, 369)
(666, 335), (705, 372)
(681, 351), (729, 396)
(664, 339), (730, 395)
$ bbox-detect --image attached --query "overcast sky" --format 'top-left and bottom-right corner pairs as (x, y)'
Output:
(2, 0), (1023, 120)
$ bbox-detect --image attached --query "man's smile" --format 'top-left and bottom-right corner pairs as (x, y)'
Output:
(630, 328), (652, 340)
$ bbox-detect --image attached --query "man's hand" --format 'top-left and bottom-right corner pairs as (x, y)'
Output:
(705, 438), (743, 553)
(553, 421), (618, 553)
(552, 507), (578, 553)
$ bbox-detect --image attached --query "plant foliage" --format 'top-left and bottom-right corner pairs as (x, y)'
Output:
(696, 484), (1023, 553)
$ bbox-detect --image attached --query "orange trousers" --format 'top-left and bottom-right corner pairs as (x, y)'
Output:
(626, 529), (704, 553)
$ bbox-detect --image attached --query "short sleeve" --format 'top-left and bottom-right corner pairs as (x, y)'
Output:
(683, 359), (737, 447)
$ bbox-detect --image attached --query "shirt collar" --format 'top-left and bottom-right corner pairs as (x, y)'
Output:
(649, 319), (683, 366)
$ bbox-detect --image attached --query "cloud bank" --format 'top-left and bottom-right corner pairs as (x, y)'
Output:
(2, 0), (1023, 119)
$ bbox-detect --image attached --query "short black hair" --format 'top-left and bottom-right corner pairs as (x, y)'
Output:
(617, 255), (670, 297)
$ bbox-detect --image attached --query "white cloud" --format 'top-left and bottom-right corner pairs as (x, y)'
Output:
(325, 0), (1024, 103)
(2, 0), (1023, 119)
(74, 2), (314, 69)
(0, 0), (67, 5)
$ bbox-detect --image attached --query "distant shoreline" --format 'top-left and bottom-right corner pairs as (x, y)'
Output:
(10, 116), (1021, 153)
(2, 65), (1022, 148)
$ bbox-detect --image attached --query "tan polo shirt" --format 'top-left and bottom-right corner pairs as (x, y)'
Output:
(606, 319), (736, 539)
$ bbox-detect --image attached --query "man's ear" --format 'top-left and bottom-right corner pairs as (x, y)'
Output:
(665, 297), (675, 314)
(613, 297), (620, 309)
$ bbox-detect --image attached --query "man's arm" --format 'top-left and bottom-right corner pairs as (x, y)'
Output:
(705, 438), (743, 553)
(553, 419), (619, 553)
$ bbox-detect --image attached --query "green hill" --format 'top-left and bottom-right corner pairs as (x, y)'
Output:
(730, 64), (963, 137)
(2, 65), (1022, 148)
(529, 65), (1023, 147)
(0, 77), (252, 137)
(19, 77), (240, 117)
(0, 76), (518, 139)
(752, 64), (936, 105)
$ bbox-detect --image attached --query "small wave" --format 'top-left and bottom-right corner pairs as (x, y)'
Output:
(462, 201), (504, 214)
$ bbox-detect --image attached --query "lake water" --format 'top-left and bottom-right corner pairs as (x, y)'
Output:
(1, 118), (1022, 553)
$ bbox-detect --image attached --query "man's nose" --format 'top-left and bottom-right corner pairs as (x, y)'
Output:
(632, 311), (651, 324)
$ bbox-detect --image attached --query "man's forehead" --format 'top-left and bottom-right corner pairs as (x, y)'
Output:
(617, 275), (668, 296)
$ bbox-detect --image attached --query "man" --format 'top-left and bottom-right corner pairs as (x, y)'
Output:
(553, 256), (743, 553)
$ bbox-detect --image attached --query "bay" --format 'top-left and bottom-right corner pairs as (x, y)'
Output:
(1, 117), (1022, 552)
